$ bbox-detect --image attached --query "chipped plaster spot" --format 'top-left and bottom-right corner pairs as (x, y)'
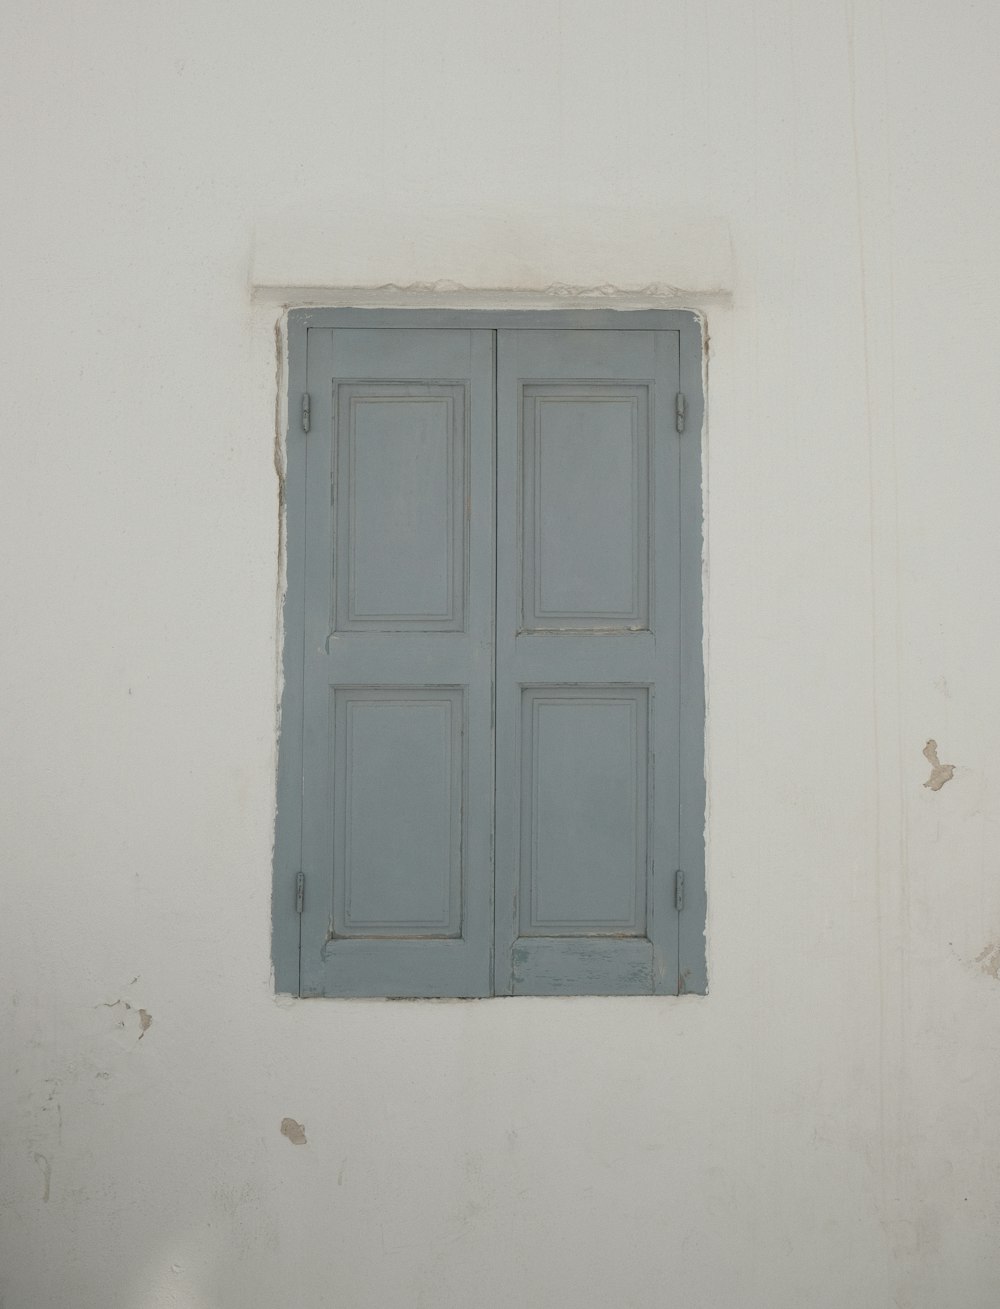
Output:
(280, 1117), (307, 1146)
(922, 740), (955, 791)
(975, 944), (1000, 980)
(98, 998), (152, 1040)
(33, 1152), (50, 1203)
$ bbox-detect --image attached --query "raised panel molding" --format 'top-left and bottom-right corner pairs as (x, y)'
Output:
(332, 687), (465, 938)
(518, 686), (650, 937)
(520, 383), (651, 631)
(334, 383), (468, 631)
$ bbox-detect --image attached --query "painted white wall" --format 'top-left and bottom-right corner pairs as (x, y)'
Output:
(2, 3), (999, 1306)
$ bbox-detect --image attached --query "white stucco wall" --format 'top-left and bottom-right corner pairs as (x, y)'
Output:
(2, 3), (999, 1306)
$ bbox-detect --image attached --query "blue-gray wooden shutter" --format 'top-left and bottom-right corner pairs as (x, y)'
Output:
(297, 327), (495, 997)
(494, 328), (683, 994)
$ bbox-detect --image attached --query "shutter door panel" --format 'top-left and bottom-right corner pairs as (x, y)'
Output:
(519, 686), (649, 936)
(521, 383), (650, 630)
(300, 328), (494, 997)
(495, 329), (681, 995)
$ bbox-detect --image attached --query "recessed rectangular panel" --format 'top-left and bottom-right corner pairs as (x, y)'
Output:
(519, 686), (648, 936)
(332, 688), (464, 937)
(335, 384), (466, 631)
(521, 385), (650, 630)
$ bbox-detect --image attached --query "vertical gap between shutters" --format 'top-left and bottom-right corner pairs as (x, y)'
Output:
(676, 333), (684, 994)
(491, 329), (499, 996)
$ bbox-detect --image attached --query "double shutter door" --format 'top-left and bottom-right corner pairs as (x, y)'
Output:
(293, 321), (692, 996)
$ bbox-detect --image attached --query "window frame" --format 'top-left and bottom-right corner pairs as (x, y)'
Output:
(273, 308), (706, 997)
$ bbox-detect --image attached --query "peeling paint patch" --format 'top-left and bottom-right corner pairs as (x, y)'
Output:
(975, 944), (1000, 980)
(98, 998), (153, 1040)
(922, 740), (955, 791)
(280, 1117), (307, 1145)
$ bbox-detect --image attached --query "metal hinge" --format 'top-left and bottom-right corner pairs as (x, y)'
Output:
(675, 869), (685, 912)
(675, 391), (686, 434)
(295, 871), (305, 915)
(301, 393), (311, 433)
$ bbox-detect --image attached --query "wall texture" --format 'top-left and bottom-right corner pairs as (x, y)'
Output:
(2, 3), (999, 1306)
